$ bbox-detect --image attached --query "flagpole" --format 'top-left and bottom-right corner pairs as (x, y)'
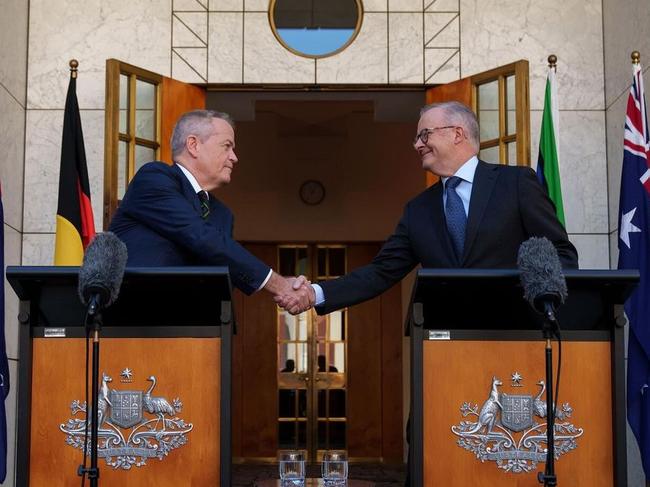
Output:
(548, 54), (557, 71)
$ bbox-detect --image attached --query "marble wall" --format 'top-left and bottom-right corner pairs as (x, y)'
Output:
(173, 0), (460, 84)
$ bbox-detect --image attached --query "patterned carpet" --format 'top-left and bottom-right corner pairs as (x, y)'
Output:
(233, 463), (406, 487)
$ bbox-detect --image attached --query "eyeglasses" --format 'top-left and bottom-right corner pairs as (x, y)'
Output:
(413, 126), (457, 145)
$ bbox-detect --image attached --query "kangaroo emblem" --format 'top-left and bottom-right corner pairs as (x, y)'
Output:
(466, 376), (503, 434)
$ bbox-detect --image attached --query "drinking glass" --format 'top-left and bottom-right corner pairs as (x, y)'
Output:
(322, 450), (348, 485)
(279, 451), (305, 483)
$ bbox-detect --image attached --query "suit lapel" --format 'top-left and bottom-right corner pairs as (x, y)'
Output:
(426, 182), (459, 265)
(463, 161), (498, 261)
(173, 164), (204, 216)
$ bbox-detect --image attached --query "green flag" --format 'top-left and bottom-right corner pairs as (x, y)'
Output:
(536, 68), (566, 227)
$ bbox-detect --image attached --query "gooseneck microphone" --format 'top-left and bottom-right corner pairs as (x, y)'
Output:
(517, 236), (568, 322)
(78, 232), (128, 315)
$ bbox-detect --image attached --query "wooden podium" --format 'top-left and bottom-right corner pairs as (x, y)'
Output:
(408, 269), (638, 487)
(7, 266), (233, 487)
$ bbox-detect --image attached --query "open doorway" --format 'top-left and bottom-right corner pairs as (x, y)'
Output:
(215, 91), (425, 465)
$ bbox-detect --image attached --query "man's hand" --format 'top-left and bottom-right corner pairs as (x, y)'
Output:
(274, 276), (315, 315)
(264, 272), (315, 315)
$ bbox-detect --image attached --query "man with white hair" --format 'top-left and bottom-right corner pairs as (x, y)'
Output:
(110, 109), (312, 306)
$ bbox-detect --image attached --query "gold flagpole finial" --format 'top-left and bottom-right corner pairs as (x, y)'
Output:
(69, 59), (79, 79)
(632, 51), (641, 65)
(547, 54), (557, 71)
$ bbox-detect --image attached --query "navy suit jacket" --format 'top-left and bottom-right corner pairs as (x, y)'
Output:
(316, 161), (579, 314)
(109, 162), (270, 295)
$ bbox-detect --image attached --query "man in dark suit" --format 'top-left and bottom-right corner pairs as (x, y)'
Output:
(275, 101), (578, 486)
(109, 109), (313, 304)
(277, 100), (578, 313)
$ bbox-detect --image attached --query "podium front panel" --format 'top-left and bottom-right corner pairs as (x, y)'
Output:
(28, 337), (220, 486)
(422, 339), (613, 486)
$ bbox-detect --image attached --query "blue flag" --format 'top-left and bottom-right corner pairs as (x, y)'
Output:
(0, 185), (9, 481)
(619, 61), (650, 479)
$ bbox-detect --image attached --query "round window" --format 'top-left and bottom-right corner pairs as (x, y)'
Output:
(269, 0), (363, 59)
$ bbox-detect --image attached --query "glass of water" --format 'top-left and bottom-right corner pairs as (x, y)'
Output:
(322, 450), (348, 485)
(279, 451), (305, 483)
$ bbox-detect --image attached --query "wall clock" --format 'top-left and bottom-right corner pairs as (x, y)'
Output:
(299, 180), (326, 205)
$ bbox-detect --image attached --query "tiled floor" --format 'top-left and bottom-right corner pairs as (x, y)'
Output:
(232, 463), (406, 487)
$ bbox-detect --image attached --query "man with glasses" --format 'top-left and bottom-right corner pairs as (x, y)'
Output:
(278, 100), (577, 313)
(275, 101), (578, 485)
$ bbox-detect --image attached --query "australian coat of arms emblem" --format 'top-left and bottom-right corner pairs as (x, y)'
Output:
(450, 373), (583, 473)
(60, 369), (193, 470)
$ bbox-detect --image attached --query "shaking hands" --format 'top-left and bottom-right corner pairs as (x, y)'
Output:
(264, 271), (316, 315)
(274, 275), (315, 315)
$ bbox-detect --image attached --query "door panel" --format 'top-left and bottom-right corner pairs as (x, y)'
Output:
(347, 245), (382, 458)
(233, 244), (278, 459)
(426, 77), (472, 106)
(160, 77), (206, 164)
(380, 280), (405, 462)
(233, 243), (403, 464)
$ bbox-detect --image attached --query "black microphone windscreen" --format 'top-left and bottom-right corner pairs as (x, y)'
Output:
(517, 236), (568, 309)
(78, 232), (128, 308)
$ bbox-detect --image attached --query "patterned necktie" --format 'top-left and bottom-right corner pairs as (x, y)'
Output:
(197, 190), (210, 219)
(445, 176), (467, 259)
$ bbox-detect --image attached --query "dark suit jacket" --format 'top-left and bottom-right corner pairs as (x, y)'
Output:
(317, 161), (578, 314)
(109, 162), (270, 295)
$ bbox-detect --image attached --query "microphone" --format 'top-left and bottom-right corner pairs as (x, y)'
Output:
(517, 236), (568, 322)
(78, 232), (128, 315)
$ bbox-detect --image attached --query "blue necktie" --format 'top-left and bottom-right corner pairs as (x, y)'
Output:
(445, 176), (466, 259)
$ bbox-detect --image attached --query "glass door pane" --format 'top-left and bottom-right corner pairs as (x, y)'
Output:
(277, 244), (348, 462)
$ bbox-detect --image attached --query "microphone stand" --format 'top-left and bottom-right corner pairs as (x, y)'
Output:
(537, 302), (558, 487)
(78, 297), (103, 486)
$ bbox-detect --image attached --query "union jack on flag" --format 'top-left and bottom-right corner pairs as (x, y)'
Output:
(619, 60), (650, 479)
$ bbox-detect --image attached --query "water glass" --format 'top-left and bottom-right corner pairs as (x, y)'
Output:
(322, 450), (348, 484)
(279, 451), (305, 482)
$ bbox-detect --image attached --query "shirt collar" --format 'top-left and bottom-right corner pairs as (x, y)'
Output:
(441, 155), (479, 186)
(176, 163), (206, 197)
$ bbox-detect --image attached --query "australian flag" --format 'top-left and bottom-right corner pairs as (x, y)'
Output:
(619, 61), (650, 479)
(0, 185), (9, 481)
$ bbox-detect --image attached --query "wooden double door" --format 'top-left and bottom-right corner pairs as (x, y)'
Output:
(231, 243), (403, 464)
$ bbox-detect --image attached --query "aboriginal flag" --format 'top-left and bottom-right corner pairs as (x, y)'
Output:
(54, 72), (95, 265)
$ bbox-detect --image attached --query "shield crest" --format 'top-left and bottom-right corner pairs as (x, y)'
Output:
(110, 390), (143, 428)
(500, 393), (533, 432)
